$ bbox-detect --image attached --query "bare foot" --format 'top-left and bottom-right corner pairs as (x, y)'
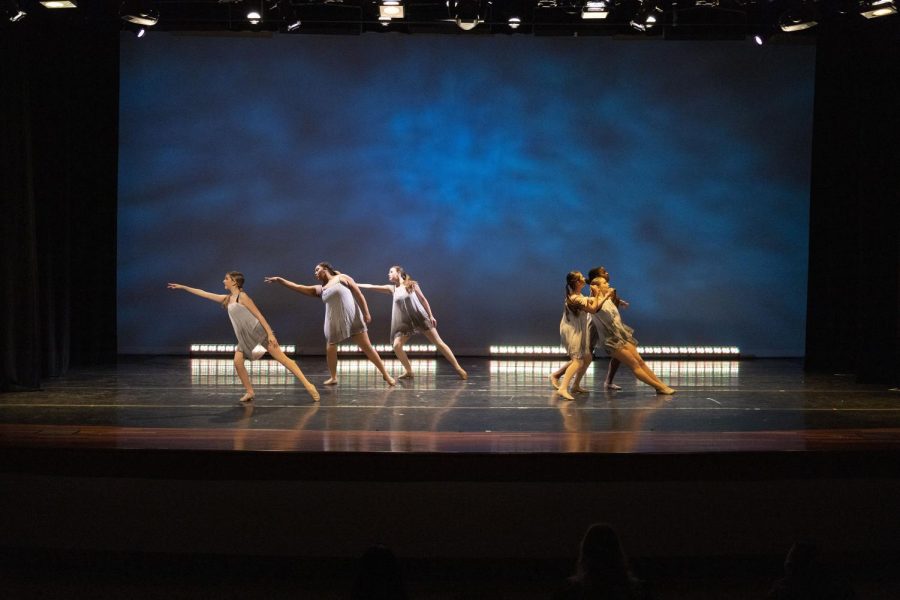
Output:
(398, 372), (414, 379)
(557, 389), (575, 401)
(549, 374), (560, 389)
(239, 392), (254, 403)
(323, 378), (338, 386)
(304, 382), (320, 402)
(657, 387), (676, 395)
(604, 383), (622, 390)
(456, 368), (468, 380)
(573, 386), (589, 394)
(384, 375), (396, 386)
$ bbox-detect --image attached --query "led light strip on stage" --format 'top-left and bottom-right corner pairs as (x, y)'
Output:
(336, 344), (438, 355)
(190, 343), (297, 356)
(488, 345), (741, 358)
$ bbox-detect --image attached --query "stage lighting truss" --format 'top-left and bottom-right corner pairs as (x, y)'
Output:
(190, 343), (297, 356)
(860, 0), (897, 17)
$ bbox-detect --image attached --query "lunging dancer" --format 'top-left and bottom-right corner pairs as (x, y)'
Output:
(357, 265), (467, 380)
(587, 275), (675, 395)
(167, 272), (319, 403)
(551, 265), (629, 391)
(265, 263), (396, 387)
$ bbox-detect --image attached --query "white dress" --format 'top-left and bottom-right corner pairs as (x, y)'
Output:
(317, 281), (367, 344)
(227, 293), (268, 360)
(559, 295), (590, 359)
(589, 297), (638, 355)
(390, 285), (433, 341)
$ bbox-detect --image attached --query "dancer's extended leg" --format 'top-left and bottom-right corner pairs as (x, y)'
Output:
(392, 334), (414, 378)
(422, 328), (467, 379)
(233, 350), (255, 402)
(268, 342), (319, 401)
(557, 357), (583, 401)
(352, 332), (396, 386)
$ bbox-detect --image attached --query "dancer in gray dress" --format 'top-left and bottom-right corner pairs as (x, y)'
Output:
(168, 272), (319, 402)
(587, 276), (674, 395)
(555, 271), (600, 400)
(551, 265), (629, 391)
(357, 265), (467, 380)
(265, 263), (396, 386)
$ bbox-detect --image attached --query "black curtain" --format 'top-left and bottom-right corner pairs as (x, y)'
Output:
(805, 19), (900, 385)
(1, 25), (118, 391)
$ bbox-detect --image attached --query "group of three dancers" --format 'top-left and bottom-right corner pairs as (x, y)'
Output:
(553, 266), (675, 400)
(167, 263), (467, 403)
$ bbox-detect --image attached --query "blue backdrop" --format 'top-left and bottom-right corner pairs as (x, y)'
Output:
(118, 33), (814, 356)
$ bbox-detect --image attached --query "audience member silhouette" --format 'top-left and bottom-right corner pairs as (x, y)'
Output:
(350, 544), (408, 600)
(552, 523), (651, 600)
(767, 541), (854, 599)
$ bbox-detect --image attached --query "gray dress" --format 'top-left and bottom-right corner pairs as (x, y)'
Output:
(317, 280), (367, 344)
(227, 293), (268, 360)
(590, 297), (638, 355)
(390, 284), (433, 341)
(559, 296), (590, 359)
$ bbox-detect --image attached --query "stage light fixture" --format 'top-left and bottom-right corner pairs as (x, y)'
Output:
(508, 15), (521, 27)
(136, 26), (146, 37)
(630, 1), (663, 31)
(6, 0), (26, 21)
(379, 0), (404, 19)
(120, 0), (158, 26)
(40, 0), (77, 8)
(450, 0), (484, 30)
(860, 0), (897, 17)
(778, 2), (817, 31)
(582, 0), (611, 19)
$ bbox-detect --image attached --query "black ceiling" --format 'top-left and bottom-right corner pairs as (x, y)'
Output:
(3, 0), (898, 41)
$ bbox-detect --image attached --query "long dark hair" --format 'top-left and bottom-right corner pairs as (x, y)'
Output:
(221, 271), (244, 308)
(391, 265), (418, 294)
(317, 262), (338, 277)
(564, 271), (584, 320)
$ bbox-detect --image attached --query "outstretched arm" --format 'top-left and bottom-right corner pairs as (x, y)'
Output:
(167, 283), (228, 304)
(356, 283), (394, 295)
(413, 284), (437, 326)
(264, 276), (320, 297)
(238, 294), (277, 346)
(341, 275), (372, 324)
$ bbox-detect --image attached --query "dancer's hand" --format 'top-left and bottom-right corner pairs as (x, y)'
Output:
(167, 283), (185, 290)
(264, 276), (282, 284)
(364, 313), (372, 324)
(430, 317), (437, 327)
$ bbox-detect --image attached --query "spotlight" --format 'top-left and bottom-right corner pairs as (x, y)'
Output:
(136, 26), (145, 37)
(450, 0), (483, 30)
(508, 15), (521, 28)
(753, 33), (764, 44)
(379, 0), (404, 19)
(120, 0), (158, 27)
(778, 2), (817, 31)
(630, 1), (662, 30)
(860, 0), (897, 18)
(582, 0), (611, 19)
(6, 0), (26, 21)
(286, 19), (301, 30)
(247, 10), (261, 23)
(40, 0), (77, 7)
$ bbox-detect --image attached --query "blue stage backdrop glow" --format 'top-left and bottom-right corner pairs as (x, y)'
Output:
(118, 33), (814, 356)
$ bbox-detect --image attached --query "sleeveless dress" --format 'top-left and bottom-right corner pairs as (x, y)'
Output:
(390, 285), (433, 341)
(227, 292), (268, 360)
(559, 295), (590, 359)
(590, 297), (638, 355)
(317, 280), (367, 344)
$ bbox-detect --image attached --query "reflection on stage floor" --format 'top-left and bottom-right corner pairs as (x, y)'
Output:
(1, 356), (898, 454)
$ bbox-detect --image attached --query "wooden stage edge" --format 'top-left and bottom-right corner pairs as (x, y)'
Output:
(3, 423), (900, 482)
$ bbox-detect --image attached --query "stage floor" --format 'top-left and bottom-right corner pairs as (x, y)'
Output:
(1, 356), (898, 454)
